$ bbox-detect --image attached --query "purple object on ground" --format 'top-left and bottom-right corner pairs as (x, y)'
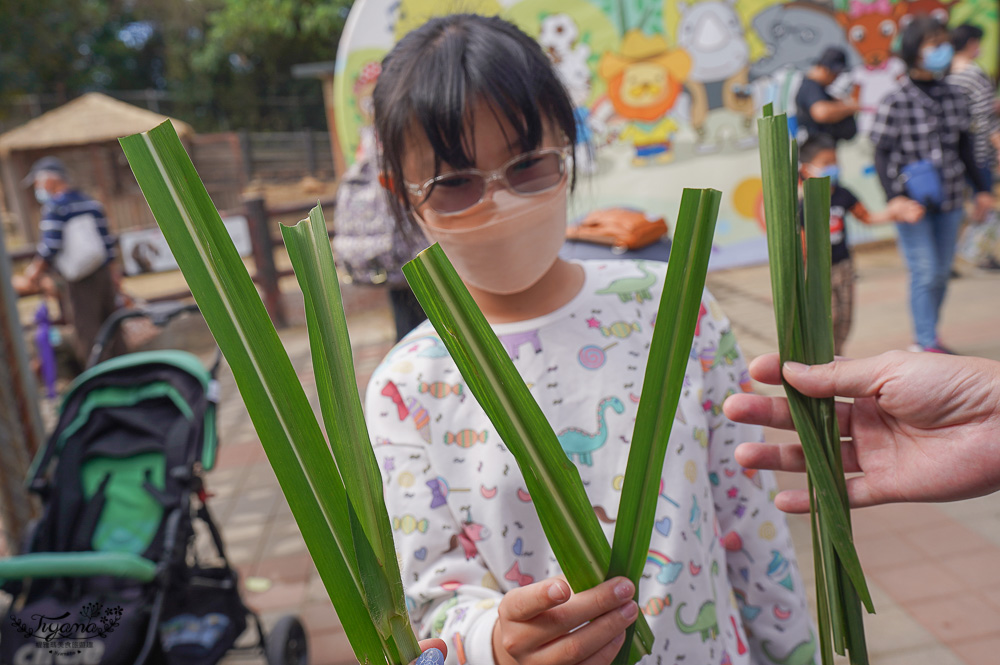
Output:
(34, 303), (57, 398)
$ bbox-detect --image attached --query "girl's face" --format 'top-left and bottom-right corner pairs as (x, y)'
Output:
(401, 99), (567, 229)
(398, 100), (572, 296)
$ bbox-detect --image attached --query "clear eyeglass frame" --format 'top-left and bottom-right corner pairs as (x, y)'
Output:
(404, 145), (571, 216)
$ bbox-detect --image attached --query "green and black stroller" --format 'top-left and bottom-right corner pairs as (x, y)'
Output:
(0, 303), (307, 665)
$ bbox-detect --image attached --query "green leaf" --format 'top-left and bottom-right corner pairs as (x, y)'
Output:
(403, 244), (654, 659)
(282, 209), (421, 663)
(607, 188), (720, 664)
(119, 120), (398, 665)
(757, 112), (874, 664)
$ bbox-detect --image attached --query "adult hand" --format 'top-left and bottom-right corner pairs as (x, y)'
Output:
(885, 196), (925, 224)
(973, 191), (996, 223)
(409, 639), (447, 665)
(722, 351), (1000, 511)
(493, 576), (638, 665)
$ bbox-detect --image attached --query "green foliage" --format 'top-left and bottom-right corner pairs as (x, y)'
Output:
(0, 0), (351, 132)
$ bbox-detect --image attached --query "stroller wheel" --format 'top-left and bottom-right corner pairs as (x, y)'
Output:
(266, 615), (309, 665)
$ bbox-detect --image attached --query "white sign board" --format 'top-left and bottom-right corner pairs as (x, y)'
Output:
(119, 216), (252, 276)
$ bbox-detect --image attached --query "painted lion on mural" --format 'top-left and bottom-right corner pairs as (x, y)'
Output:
(598, 30), (691, 167)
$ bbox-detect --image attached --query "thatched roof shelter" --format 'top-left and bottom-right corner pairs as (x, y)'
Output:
(0, 93), (194, 245)
(0, 93), (193, 156)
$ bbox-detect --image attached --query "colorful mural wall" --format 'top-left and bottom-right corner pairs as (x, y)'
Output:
(333, 0), (999, 270)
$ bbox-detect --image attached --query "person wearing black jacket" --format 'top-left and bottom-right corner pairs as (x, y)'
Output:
(795, 47), (859, 144)
(869, 16), (995, 354)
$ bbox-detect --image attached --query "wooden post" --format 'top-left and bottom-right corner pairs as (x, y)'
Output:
(304, 128), (317, 176)
(0, 218), (42, 555)
(239, 130), (254, 183)
(243, 195), (287, 328)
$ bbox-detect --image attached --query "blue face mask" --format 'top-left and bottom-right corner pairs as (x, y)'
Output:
(921, 43), (953, 75)
(34, 187), (51, 205)
(809, 165), (839, 185)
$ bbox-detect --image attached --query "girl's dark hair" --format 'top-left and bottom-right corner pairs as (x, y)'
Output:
(373, 14), (577, 226)
(898, 15), (948, 69)
(950, 23), (984, 52)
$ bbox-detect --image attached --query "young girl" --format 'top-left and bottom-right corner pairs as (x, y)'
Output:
(366, 14), (814, 665)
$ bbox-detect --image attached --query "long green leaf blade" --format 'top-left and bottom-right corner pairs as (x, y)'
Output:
(608, 188), (720, 664)
(403, 244), (654, 657)
(281, 210), (420, 662)
(119, 120), (387, 664)
(758, 110), (874, 665)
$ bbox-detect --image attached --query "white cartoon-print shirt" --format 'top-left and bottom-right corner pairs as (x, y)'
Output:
(365, 259), (815, 665)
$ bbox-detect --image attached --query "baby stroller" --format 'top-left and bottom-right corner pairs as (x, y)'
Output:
(0, 302), (307, 665)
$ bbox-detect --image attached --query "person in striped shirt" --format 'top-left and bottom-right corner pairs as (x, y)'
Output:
(948, 23), (1000, 271)
(17, 156), (125, 366)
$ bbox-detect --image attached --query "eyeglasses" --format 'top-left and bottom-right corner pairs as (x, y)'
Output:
(405, 147), (569, 216)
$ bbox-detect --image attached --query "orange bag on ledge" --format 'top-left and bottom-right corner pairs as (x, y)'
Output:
(566, 208), (669, 254)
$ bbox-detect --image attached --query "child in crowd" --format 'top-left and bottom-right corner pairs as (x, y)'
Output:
(366, 14), (814, 665)
(799, 135), (924, 355)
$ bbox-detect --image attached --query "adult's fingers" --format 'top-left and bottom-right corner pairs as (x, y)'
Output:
(771, 473), (886, 514)
(723, 393), (794, 430)
(747, 353), (783, 385)
(773, 489), (811, 513)
(734, 441), (861, 475)
(525, 600), (637, 665)
(500, 578), (571, 623)
(723, 393), (853, 434)
(782, 355), (896, 400)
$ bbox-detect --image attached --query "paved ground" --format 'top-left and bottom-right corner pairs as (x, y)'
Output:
(199, 241), (1000, 665)
(8, 240), (1000, 664)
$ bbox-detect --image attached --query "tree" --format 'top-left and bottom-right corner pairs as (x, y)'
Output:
(0, 0), (355, 132)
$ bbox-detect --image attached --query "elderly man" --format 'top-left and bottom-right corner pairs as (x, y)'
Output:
(17, 156), (124, 366)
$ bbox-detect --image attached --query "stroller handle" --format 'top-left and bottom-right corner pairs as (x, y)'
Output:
(87, 302), (219, 372)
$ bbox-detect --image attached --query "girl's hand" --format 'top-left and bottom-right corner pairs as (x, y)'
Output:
(492, 576), (639, 665)
(410, 639), (447, 665)
(723, 352), (1000, 510)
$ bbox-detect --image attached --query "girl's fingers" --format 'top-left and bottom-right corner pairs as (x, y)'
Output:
(503, 578), (635, 655)
(576, 631), (628, 665)
(529, 600), (637, 665)
(500, 578), (571, 624)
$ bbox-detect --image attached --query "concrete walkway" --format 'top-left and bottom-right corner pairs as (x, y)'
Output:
(99, 242), (1000, 663)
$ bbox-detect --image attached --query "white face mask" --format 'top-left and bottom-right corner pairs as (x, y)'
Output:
(413, 179), (569, 295)
(34, 186), (51, 205)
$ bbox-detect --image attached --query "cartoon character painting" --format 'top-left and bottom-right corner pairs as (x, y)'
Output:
(352, 61), (382, 161)
(598, 30), (691, 166)
(677, 0), (757, 152)
(749, 2), (861, 127)
(539, 14), (599, 174)
(833, 0), (908, 136)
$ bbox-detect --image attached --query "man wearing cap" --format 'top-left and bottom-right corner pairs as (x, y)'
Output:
(795, 47), (860, 144)
(16, 156), (124, 366)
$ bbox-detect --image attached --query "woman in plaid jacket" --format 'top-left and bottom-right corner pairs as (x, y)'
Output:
(869, 16), (995, 353)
